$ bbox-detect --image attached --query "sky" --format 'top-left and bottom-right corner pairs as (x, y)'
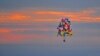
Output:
(0, 0), (100, 23)
(0, 0), (100, 56)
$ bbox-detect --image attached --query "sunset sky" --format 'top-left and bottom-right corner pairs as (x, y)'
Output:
(0, 0), (100, 56)
(0, 0), (100, 23)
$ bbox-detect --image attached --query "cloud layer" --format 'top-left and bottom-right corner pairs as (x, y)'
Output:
(0, 8), (100, 23)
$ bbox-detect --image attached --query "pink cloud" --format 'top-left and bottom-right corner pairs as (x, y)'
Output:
(0, 33), (48, 44)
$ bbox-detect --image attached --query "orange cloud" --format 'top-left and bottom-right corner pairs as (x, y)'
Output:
(0, 28), (11, 33)
(33, 11), (65, 15)
(10, 13), (27, 20)
(32, 9), (100, 22)
(0, 8), (100, 23)
(0, 12), (31, 23)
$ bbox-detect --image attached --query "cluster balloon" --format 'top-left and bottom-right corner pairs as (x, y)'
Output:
(57, 17), (73, 42)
